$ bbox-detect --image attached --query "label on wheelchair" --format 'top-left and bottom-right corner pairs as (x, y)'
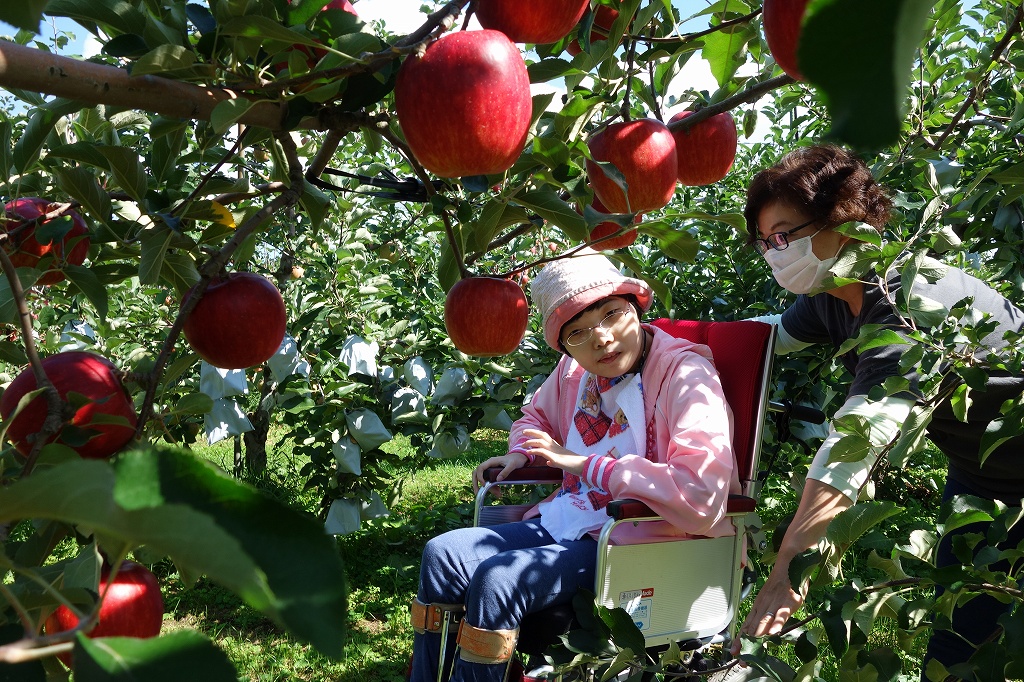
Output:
(618, 588), (654, 631)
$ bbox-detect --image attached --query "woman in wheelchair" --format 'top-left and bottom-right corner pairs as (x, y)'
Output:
(409, 249), (739, 682)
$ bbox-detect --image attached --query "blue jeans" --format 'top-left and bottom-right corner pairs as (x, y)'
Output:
(411, 519), (596, 682)
(921, 472), (1024, 680)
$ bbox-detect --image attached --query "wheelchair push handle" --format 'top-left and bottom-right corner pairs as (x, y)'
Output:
(768, 399), (826, 425)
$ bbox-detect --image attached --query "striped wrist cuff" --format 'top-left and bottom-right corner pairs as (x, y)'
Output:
(582, 455), (616, 491)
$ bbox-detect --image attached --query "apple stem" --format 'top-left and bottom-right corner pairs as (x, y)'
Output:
(619, 36), (636, 123)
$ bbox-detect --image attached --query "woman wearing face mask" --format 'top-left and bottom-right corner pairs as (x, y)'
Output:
(731, 144), (1024, 678)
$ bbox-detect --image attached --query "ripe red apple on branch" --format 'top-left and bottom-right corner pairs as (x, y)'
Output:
(669, 110), (738, 186)
(444, 277), (528, 357)
(182, 272), (287, 370)
(586, 119), (678, 214)
(45, 561), (164, 669)
(0, 351), (137, 460)
(477, 0), (589, 44)
(585, 195), (639, 250)
(394, 30), (532, 178)
(2, 197), (90, 285)
(762, 0), (810, 81)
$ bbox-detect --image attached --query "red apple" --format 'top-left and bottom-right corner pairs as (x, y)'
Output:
(0, 351), (137, 460)
(395, 30), (532, 178)
(762, 0), (810, 81)
(2, 198), (90, 285)
(444, 277), (528, 357)
(182, 273), (287, 369)
(45, 561), (164, 669)
(586, 195), (639, 250)
(669, 110), (738, 186)
(586, 119), (677, 214)
(477, 0), (589, 44)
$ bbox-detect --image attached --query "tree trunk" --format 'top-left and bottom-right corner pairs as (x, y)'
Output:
(242, 369), (274, 476)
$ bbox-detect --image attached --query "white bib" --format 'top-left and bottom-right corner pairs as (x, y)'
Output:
(539, 371), (645, 541)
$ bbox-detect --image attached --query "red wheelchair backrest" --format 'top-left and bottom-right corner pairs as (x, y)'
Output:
(651, 318), (774, 485)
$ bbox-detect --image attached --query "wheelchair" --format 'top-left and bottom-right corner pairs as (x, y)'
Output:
(413, 318), (820, 681)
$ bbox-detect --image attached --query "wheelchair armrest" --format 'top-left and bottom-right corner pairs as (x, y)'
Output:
(727, 495), (757, 514)
(606, 494), (757, 521)
(483, 465), (563, 483)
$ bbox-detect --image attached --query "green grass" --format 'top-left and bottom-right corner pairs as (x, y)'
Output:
(148, 430), (941, 681)
(152, 429), (502, 682)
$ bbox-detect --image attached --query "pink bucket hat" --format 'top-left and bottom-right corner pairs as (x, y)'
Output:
(530, 248), (653, 352)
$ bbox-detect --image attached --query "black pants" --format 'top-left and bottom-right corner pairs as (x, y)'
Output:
(921, 472), (1024, 680)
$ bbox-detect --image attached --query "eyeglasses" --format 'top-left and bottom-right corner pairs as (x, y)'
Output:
(752, 218), (819, 255)
(563, 307), (632, 347)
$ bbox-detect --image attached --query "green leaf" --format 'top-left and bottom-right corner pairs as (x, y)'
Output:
(979, 409), (1024, 466)
(906, 293), (948, 328)
(172, 393), (215, 416)
(161, 252), (201, 293)
(887, 404), (935, 469)
(13, 99), (84, 173)
(0, 448), (348, 658)
(828, 433), (873, 463)
(63, 265), (110, 321)
(130, 44), (196, 76)
(75, 630), (237, 681)
(598, 606), (646, 655)
(641, 221), (699, 262)
(210, 99), (258, 136)
(219, 16), (324, 49)
(854, 646), (903, 682)
(788, 548), (823, 593)
(701, 22), (755, 87)
(800, 0), (935, 149)
(139, 227), (173, 286)
(528, 58), (574, 83)
(45, 0), (147, 36)
(51, 166), (112, 222)
(0, 0), (48, 32)
(98, 146), (149, 204)
(0, 340), (28, 366)
(836, 324), (909, 356)
(300, 182), (334, 234)
(826, 501), (901, 548)
(664, 210), (746, 231)
(516, 189), (588, 241)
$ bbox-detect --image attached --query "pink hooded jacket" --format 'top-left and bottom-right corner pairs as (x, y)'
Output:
(510, 324), (739, 541)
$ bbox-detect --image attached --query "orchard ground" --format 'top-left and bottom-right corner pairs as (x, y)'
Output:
(122, 428), (940, 682)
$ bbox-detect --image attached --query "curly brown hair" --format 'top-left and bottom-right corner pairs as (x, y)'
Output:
(743, 144), (893, 243)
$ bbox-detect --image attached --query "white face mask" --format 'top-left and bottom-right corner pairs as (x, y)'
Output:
(762, 230), (837, 295)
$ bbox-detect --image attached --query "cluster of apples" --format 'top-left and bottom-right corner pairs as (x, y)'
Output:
(399, 1), (745, 357)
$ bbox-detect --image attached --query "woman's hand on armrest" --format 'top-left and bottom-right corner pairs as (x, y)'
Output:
(472, 452), (529, 492)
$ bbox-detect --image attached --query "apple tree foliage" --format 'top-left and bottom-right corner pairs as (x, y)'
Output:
(0, 0), (1022, 679)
